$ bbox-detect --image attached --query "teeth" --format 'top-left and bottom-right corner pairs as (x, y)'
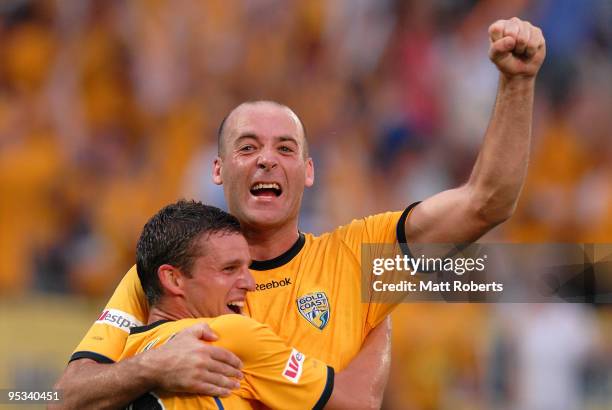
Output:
(228, 301), (244, 307)
(252, 183), (280, 191)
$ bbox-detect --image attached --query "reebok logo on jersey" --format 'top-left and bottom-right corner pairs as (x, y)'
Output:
(96, 309), (142, 333)
(282, 349), (305, 383)
(255, 277), (292, 291)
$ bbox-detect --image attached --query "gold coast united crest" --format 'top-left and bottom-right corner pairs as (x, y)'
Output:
(297, 291), (330, 330)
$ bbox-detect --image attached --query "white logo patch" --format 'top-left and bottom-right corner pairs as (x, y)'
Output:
(282, 348), (305, 383)
(95, 309), (143, 333)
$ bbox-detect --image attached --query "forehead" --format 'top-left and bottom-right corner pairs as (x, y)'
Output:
(225, 103), (304, 145)
(198, 232), (250, 261)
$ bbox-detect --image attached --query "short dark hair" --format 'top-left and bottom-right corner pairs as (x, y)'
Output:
(217, 101), (309, 157)
(136, 200), (242, 306)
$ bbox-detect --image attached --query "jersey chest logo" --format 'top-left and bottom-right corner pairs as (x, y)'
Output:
(297, 291), (330, 330)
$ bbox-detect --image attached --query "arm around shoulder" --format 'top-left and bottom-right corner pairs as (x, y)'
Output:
(51, 355), (159, 410)
(52, 322), (242, 409)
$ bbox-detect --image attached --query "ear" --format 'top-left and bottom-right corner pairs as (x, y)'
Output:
(304, 157), (314, 188)
(158, 264), (186, 297)
(212, 157), (223, 185)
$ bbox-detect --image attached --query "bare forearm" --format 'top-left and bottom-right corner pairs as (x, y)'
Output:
(51, 324), (242, 409)
(327, 317), (391, 409)
(468, 75), (535, 221)
(51, 357), (157, 410)
(403, 18), (545, 243)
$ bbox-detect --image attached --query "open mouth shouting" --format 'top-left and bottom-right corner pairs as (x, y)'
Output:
(227, 300), (245, 314)
(250, 182), (282, 198)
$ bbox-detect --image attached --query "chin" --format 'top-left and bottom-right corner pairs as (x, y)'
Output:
(243, 209), (288, 228)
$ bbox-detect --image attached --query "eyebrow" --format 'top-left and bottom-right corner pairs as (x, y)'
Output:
(234, 133), (257, 144)
(233, 134), (299, 146)
(222, 258), (248, 266)
(277, 136), (299, 145)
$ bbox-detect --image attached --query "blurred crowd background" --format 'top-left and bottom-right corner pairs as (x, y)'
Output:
(0, 0), (610, 409)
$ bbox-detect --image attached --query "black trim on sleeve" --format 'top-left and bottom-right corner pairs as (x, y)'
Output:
(313, 366), (335, 410)
(69, 351), (115, 364)
(396, 201), (421, 258)
(130, 319), (172, 335)
(249, 232), (306, 271)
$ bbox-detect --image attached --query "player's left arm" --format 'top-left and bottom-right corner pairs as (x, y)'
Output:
(405, 17), (546, 243)
(326, 316), (391, 410)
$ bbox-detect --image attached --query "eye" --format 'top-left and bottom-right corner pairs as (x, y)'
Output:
(278, 145), (294, 153)
(223, 265), (237, 273)
(239, 145), (255, 153)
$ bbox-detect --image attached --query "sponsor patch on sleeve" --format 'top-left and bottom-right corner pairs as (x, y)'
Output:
(95, 309), (143, 333)
(282, 348), (305, 383)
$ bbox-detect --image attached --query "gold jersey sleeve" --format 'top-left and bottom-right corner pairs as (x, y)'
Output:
(120, 315), (334, 410)
(333, 205), (416, 333)
(71, 265), (148, 363)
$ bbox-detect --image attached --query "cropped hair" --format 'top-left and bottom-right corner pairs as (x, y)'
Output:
(136, 200), (242, 306)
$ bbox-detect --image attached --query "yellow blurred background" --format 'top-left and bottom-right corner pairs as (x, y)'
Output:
(0, 0), (610, 409)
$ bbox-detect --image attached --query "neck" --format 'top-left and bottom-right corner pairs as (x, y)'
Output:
(242, 221), (300, 261)
(147, 300), (193, 325)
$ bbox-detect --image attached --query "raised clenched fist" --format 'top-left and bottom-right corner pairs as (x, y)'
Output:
(488, 17), (546, 79)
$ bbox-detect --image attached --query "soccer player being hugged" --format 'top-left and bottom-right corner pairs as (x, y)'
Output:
(53, 17), (546, 409)
(121, 200), (378, 409)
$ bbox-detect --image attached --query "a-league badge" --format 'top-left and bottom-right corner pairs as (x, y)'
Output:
(297, 291), (330, 330)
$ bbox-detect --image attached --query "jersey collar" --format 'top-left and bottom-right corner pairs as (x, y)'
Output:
(130, 319), (172, 335)
(249, 232), (305, 271)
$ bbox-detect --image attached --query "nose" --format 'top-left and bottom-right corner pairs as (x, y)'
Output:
(256, 150), (278, 171)
(238, 267), (256, 292)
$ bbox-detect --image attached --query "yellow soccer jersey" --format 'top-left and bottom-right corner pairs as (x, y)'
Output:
(119, 315), (333, 410)
(71, 266), (148, 363)
(72, 205), (417, 369)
